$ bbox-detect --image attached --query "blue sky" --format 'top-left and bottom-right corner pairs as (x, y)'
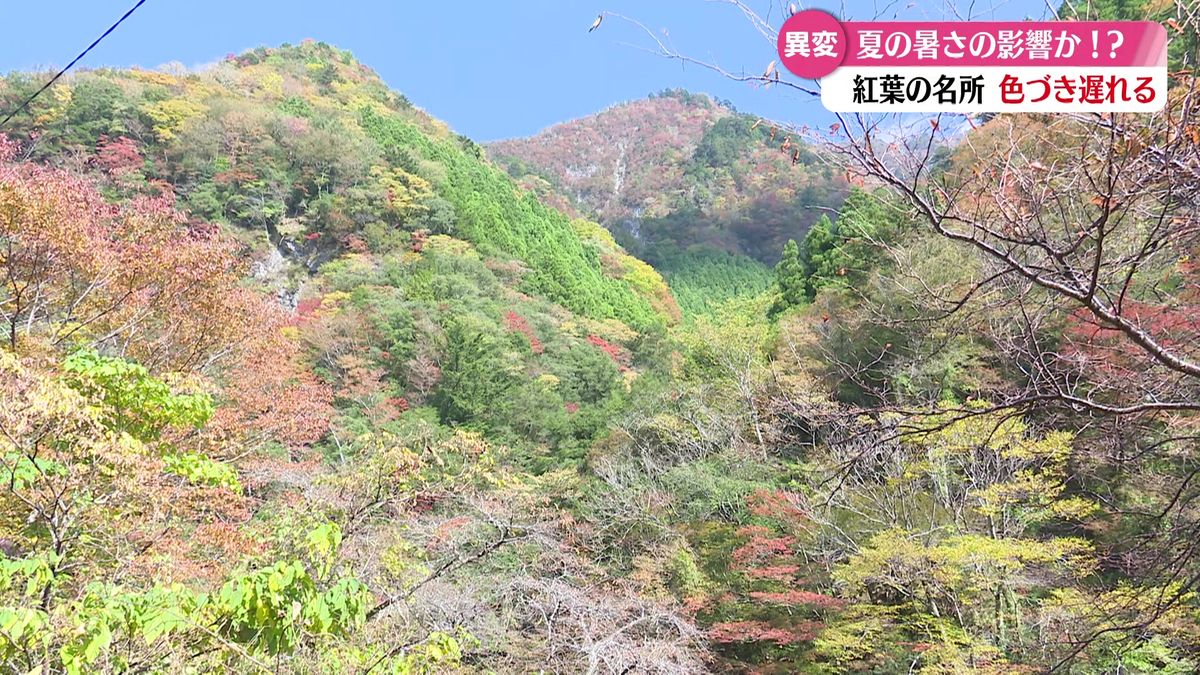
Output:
(0, 0), (1050, 142)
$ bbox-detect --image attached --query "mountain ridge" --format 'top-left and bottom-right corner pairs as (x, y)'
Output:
(488, 88), (848, 267)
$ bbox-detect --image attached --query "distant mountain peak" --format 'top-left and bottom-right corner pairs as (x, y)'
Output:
(488, 92), (846, 265)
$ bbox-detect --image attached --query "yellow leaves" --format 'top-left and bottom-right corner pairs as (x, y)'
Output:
(317, 291), (351, 315)
(834, 528), (929, 592)
(569, 218), (618, 248)
(974, 470), (1057, 518)
(33, 84), (72, 126)
(1047, 496), (1100, 522)
(378, 536), (431, 586)
(913, 420), (1022, 462)
(257, 71), (285, 99)
(0, 353), (162, 509)
(619, 254), (667, 293)
(621, 369), (639, 392)
(909, 405), (1073, 466)
(931, 534), (1093, 582)
(443, 430), (490, 460)
(0, 355), (95, 439)
(339, 91), (391, 117)
(126, 69), (181, 88)
(907, 408), (1084, 527)
(422, 234), (475, 257)
(1003, 429), (1073, 463)
(577, 317), (637, 345)
(139, 98), (208, 142)
(837, 529), (1094, 601)
(617, 253), (679, 321)
(369, 164), (434, 221)
(329, 428), (499, 502)
(534, 373), (561, 391)
(1040, 581), (1198, 642)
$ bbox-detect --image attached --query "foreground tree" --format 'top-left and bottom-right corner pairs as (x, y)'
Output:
(622, 0), (1200, 668)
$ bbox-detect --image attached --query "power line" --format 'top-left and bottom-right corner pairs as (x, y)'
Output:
(0, 0), (150, 131)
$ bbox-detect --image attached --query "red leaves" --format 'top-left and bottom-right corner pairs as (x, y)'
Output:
(1062, 300), (1200, 386)
(731, 526), (796, 567)
(703, 491), (840, 653)
(95, 135), (143, 175)
(504, 310), (544, 354)
(747, 488), (807, 525)
(207, 303), (334, 450)
(708, 620), (822, 645)
(213, 169), (258, 185)
(0, 150), (272, 371)
(294, 296), (324, 320)
(410, 229), (429, 253)
(587, 334), (631, 369)
(745, 565), (802, 582)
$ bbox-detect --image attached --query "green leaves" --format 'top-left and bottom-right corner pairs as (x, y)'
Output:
(162, 452), (242, 492)
(304, 521), (343, 580)
(63, 350), (213, 441)
(358, 109), (669, 332)
(769, 238), (808, 318)
(0, 453), (67, 491)
(0, 605), (50, 663)
(212, 558), (369, 655)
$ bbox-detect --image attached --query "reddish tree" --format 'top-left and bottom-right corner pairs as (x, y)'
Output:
(587, 334), (632, 369)
(0, 136), (271, 372)
(504, 310), (544, 354)
(207, 313), (334, 452)
(704, 491), (842, 655)
(94, 135), (143, 175)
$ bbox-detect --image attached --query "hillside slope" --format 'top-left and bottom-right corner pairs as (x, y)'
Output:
(0, 41), (677, 330)
(0, 44), (709, 672)
(488, 90), (847, 266)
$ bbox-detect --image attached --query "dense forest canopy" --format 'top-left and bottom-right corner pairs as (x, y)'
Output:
(0, 7), (1198, 672)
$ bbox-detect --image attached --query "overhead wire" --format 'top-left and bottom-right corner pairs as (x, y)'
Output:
(0, 0), (150, 131)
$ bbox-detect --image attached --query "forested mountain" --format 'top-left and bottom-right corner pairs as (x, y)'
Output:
(489, 91), (848, 316)
(490, 90), (846, 266)
(0, 43), (678, 330)
(2, 21), (1200, 675)
(0, 41), (693, 672)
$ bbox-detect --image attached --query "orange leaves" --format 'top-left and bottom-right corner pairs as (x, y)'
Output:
(708, 619), (822, 645)
(0, 152), (262, 371)
(1088, 194), (1124, 210)
(208, 311), (334, 451)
